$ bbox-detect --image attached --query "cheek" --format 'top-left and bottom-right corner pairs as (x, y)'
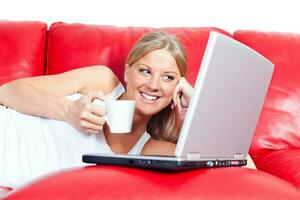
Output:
(126, 77), (144, 96)
(162, 83), (177, 100)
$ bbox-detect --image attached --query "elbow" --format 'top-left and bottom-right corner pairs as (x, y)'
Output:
(0, 83), (9, 106)
(0, 80), (23, 108)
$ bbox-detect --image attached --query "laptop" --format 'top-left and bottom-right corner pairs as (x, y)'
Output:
(82, 32), (274, 171)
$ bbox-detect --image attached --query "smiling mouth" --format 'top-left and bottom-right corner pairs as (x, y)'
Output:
(140, 92), (160, 101)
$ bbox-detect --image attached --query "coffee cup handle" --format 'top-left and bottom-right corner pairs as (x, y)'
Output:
(92, 99), (109, 126)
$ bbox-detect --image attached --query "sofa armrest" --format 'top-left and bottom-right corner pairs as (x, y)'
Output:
(254, 149), (300, 189)
(4, 166), (300, 200)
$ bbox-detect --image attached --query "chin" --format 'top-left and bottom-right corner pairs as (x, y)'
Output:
(135, 102), (169, 117)
(135, 105), (159, 116)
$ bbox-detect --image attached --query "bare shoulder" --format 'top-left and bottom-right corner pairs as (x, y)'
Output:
(77, 65), (120, 95)
(141, 138), (176, 156)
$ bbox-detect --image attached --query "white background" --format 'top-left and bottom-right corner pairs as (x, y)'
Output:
(0, 0), (299, 33)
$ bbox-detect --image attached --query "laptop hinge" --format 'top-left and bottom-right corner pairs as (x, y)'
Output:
(234, 153), (245, 159)
(187, 153), (201, 161)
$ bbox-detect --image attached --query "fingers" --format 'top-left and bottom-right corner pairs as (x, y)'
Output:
(80, 121), (103, 132)
(76, 91), (107, 134)
(78, 115), (106, 134)
(85, 91), (105, 101)
(172, 77), (194, 109)
(176, 93), (182, 113)
(173, 78), (185, 107)
(80, 91), (105, 105)
(79, 109), (106, 125)
(84, 128), (103, 134)
(84, 102), (106, 117)
(79, 91), (107, 117)
(173, 83), (180, 107)
(79, 103), (107, 133)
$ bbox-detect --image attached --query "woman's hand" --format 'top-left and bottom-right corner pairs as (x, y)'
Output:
(65, 91), (107, 134)
(172, 77), (194, 112)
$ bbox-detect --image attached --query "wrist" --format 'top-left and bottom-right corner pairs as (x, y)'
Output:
(56, 97), (72, 122)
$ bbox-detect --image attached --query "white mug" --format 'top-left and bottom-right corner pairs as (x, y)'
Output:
(93, 99), (136, 133)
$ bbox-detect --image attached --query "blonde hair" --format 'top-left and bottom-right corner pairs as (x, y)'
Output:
(126, 31), (187, 143)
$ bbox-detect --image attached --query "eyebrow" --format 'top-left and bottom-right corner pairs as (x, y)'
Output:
(137, 63), (180, 76)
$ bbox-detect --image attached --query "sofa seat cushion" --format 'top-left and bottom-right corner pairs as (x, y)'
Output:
(46, 22), (230, 85)
(4, 166), (300, 200)
(233, 30), (300, 158)
(0, 21), (47, 85)
(254, 149), (300, 189)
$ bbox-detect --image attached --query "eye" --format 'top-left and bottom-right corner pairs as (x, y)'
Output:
(162, 75), (175, 82)
(138, 68), (151, 76)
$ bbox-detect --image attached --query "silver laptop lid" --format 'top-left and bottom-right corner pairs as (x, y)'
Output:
(175, 32), (274, 159)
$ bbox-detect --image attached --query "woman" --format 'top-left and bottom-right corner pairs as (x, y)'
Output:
(0, 32), (194, 188)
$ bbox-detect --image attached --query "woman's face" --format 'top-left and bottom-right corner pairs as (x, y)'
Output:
(125, 48), (181, 117)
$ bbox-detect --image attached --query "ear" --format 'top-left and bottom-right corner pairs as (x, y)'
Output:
(124, 63), (130, 83)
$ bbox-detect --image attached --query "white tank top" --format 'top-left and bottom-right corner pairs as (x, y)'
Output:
(0, 83), (151, 188)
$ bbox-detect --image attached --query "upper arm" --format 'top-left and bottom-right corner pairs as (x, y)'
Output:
(7, 65), (119, 97)
(141, 138), (176, 156)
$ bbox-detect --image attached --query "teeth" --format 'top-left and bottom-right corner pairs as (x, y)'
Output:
(141, 92), (158, 101)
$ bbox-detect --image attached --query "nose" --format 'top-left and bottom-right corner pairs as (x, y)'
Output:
(147, 76), (161, 91)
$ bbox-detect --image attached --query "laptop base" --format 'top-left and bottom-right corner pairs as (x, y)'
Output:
(83, 154), (247, 171)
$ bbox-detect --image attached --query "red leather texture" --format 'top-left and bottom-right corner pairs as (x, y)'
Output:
(0, 21), (47, 85)
(4, 166), (300, 200)
(2, 21), (300, 197)
(234, 31), (300, 158)
(46, 22), (231, 85)
(254, 149), (300, 189)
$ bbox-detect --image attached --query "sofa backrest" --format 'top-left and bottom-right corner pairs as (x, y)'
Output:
(45, 22), (231, 85)
(234, 30), (300, 159)
(8, 21), (295, 158)
(0, 21), (47, 85)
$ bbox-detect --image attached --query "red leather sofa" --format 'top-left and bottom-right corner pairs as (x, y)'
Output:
(0, 21), (300, 199)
